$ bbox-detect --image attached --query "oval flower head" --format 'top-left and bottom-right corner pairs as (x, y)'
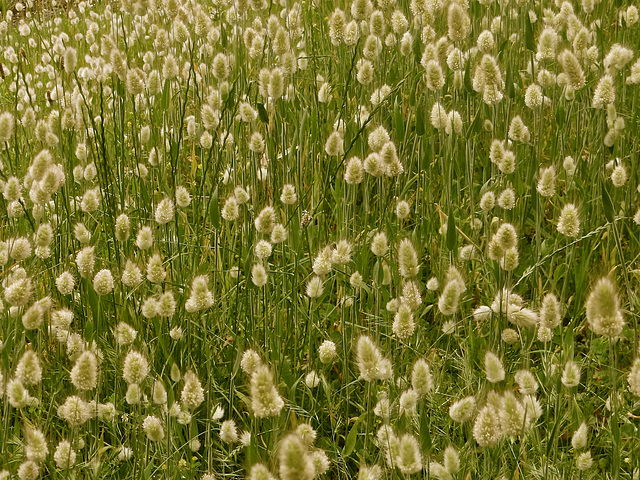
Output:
(250, 364), (284, 418)
(557, 203), (580, 238)
(394, 434), (423, 474)
(585, 277), (625, 337)
(279, 433), (315, 480)
(355, 335), (392, 382)
(484, 351), (505, 383)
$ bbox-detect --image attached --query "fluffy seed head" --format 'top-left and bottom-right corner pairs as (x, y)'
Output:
(220, 419), (238, 443)
(279, 434), (315, 480)
(156, 291), (176, 318)
(592, 75), (616, 109)
(411, 359), (433, 396)
(185, 275), (214, 312)
(280, 184), (297, 205)
(499, 391), (529, 436)
(396, 200), (410, 219)
(484, 351), (505, 383)
(175, 186), (191, 207)
(515, 370), (538, 395)
(345, 157), (364, 184)
(311, 247), (332, 277)
(356, 335), (392, 382)
(155, 197), (174, 225)
(525, 83), (544, 109)
(331, 240), (352, 265)
(121, 260), (142, 287)
(576, 451), (593, 471)
(557, 204), (580, 237)
(627, 6), (639, 25)
(494, 223), (517, 251)
(35, 223), (53, 248)
(370, 231), (389, 257)
(611, 164), (628, 187)
(572, 422), (588, 449)
(392, 303), (415, 339)
(5, 272), (34, 307)
(16, 350), (42, 386)
(394, 434), (422, 474)
(539, 293), (562, 329)
(561, 360), (581, 388)
(585, 277), (625, 337)
(431, 102), (448, 130)
(477, 30), (495, 52)
(447, 2), (470, 42)
(114, 322), (137, 346)
(3, 176), (22, 202)
(93, 269), (114, 295)
(241, 349), (263, 376)
(325, 131), (344, 157)
(146, 254), (165, 283)
(627, 358), (640, 396)
(425, 60), (444, 91)
(509, 116), (531, 143)
(401, 281), (422, 310)
(398, 389), (419, 417)
(473, 404), (502, 447)
(364, 153), (385, 177)
(537, 27), (558, 61)
(449, 396), (476, 422)
(136, 226), (154, 250)
(212, 53), (230, 81)
(249, 464), (277, 480)
(76, 246), (95, 279)
(250, 364), (284, 417)
(252, 264), (268, 287)
(306, 276), (324, 298)
(122, 351), (149, 385)
(480, 191), (495, 211)
(269, 68), (285, 99)
(58, 396), (92, 425)
(25, 428), (48, 463)
(80, 187), (100, 212)
(359, 465), (383, 480)
(222, 197), (240, 221)
(498, 188), (515, 210)
(255, 206), (276, 234)
(254, 240), (273, 259)
(397, 238), (419, 278)
(114, 214), (130, 242)
(17, 461), (40, 480)
(0, 111), (15, 142)
(70, 350), (98, 390)
(558, 50), (585, 90)
(443, 446), (460, 475)
(10, 237), (32, 262)
(318, 340), (337, 364)
(537, 166), (556, 197)
(438, 276), (465, 316)
(124, 383), (142, 405)
(270, 224), (288, 243)
(181, 371), (205, 410)
(54, 441), (76, 470)
(143, 415), (164, 442)
(7, 379), (30, 409)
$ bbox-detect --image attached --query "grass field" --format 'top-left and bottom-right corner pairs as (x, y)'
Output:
(1, 0), (640, 478)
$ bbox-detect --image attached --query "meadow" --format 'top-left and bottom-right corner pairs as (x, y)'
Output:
(1, 0), (640, 478)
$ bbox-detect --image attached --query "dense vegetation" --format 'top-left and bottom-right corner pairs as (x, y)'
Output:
(1, 0), (640, 478)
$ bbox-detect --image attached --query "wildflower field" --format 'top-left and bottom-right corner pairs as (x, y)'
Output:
(2, 0), (640, 478)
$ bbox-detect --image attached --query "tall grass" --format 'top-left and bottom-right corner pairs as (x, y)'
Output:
(0, 0), (640, 478)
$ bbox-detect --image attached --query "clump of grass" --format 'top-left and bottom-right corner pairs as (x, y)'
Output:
(1, 0), (640, 478)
